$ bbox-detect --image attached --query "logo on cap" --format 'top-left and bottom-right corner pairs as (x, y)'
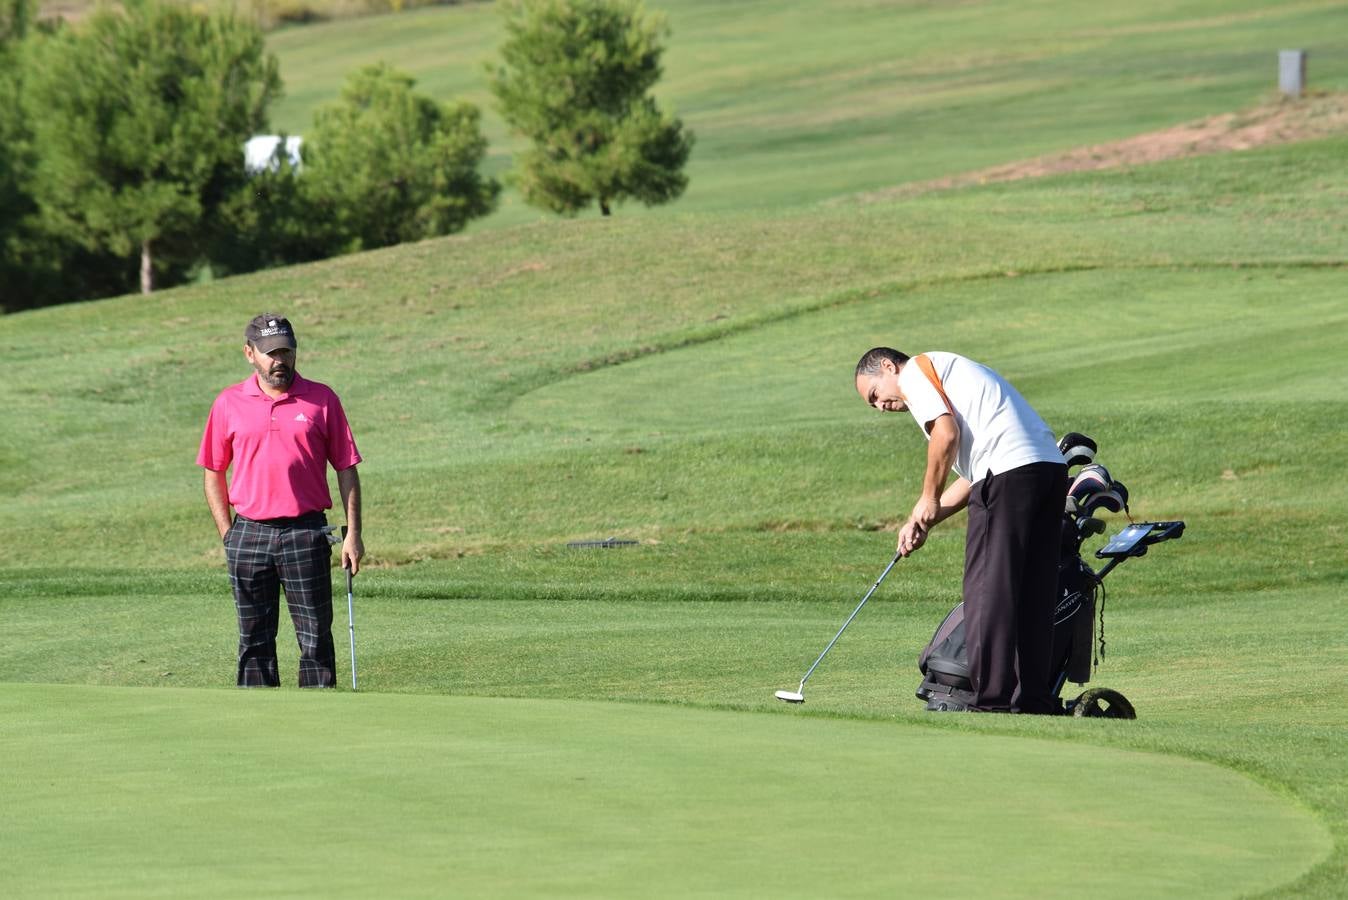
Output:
(246, 314), (297, 350)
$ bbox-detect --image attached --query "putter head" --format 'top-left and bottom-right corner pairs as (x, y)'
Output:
(775, 690), (805, 704)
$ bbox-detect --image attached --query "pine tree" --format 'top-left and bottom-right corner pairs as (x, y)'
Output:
(302, 63), (500, 251)
(20, 0), (281, 294)
(489, 0), (693, 217)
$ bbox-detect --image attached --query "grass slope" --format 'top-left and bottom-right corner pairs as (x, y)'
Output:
(264, 0), (1348, 226)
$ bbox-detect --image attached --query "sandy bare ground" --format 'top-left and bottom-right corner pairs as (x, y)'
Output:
(855, 92), (1348, 203)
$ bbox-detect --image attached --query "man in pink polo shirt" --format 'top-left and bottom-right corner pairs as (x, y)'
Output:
(198, 314), (364, 688)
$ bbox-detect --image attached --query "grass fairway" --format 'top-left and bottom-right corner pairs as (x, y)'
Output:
(0, 684), (1329, 898)
(4, 1), (1348, 896)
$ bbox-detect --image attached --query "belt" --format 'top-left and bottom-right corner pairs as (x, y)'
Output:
(236, 512), (327, 528)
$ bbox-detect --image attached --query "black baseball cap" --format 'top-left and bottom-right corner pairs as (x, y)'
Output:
(245, 314), (297, 353)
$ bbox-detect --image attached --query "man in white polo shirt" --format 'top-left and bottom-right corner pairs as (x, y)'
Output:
(854, 347), (1066, 714)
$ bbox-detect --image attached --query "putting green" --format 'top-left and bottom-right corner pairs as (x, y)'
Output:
(0, 684), (1327, 898)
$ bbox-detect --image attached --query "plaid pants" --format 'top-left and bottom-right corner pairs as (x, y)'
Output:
(224, 514), (336, 688)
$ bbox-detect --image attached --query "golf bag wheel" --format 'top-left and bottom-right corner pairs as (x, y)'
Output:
(1071, 688), (1136, 719)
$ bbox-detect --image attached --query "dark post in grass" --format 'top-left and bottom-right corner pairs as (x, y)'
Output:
(1279, 50), (1307, 98)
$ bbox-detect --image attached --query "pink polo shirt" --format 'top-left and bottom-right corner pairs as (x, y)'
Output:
(197, 372), (362, 520)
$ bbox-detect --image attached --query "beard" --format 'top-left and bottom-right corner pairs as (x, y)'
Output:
(256, 362), (294, 389)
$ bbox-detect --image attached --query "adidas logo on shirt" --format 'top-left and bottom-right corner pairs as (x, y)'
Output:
(294, 413), (308, 422)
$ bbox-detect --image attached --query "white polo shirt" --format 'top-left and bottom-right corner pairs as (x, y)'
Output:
(898, 351), (1061, 484)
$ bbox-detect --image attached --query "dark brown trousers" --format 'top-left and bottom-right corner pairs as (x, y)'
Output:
(962, 461), (1067, 713)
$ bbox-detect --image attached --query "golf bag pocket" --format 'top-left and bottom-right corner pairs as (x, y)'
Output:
(1052, 558), (1097, 686)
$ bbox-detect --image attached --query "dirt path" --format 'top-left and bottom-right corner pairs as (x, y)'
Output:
(857, 93), (1348, 202)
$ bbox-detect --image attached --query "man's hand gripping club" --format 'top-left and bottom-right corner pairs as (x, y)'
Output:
(896, 414), (970, 557)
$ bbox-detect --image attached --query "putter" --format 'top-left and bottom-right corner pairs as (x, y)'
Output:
(776, 552), (903, 703)
(322, 524), (358, 691)
(345, 565), (358, 691)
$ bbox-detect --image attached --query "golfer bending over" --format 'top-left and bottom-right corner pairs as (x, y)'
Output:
(854, 348), (1065, 714)
(198, 314), (364, 688)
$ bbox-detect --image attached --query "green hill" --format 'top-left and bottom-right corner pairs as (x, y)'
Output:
(266, 0), (1348, 226)
(2, 1), (1347, 896)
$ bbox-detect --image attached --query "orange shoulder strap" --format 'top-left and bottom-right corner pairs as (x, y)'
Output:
(913, 353), (955, 419)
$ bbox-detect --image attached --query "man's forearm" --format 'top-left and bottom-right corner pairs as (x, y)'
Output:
(920, 415), (959, 501)
(936, 478), (971, 524)
(203, 469), (232, 539)
(335, 466), (365, 574)
(908, 415), (960, 530)
(337, 466), (361, 535)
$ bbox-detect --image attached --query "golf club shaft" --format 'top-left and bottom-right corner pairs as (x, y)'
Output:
(346, 567), (357, 691)
(797, 553), (902, 691)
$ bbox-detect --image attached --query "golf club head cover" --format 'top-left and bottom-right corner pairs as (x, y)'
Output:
(1058, 432), (1098, 469)
(1067, 464), (1112, 514)
(1067, 465), (1132, 516)
(1077, 516), (1106, 538)
(1113, 480), (1130, 514)
(1082, 489), (1126, 515)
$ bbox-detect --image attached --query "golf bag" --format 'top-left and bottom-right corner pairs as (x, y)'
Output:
(914, 433), (1184, 717)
